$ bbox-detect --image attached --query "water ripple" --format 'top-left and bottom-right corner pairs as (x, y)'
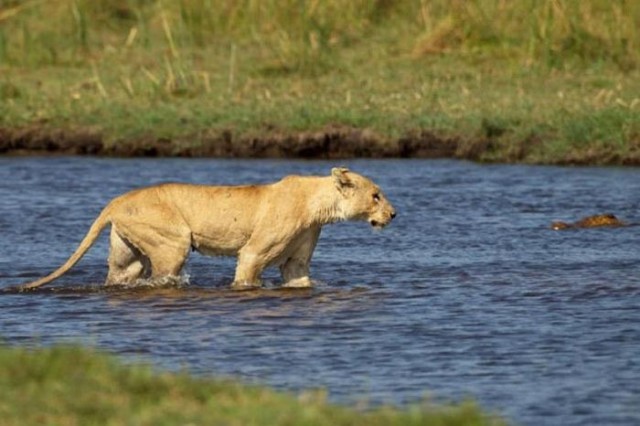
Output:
(1, 158), (640, 425)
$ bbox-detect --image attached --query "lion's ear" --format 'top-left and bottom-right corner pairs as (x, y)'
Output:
(331, 167), (353, 190)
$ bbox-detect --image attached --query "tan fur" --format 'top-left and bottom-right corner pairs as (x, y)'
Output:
(21, 167), (395, 290)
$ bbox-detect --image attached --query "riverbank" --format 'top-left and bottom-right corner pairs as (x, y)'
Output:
(1, 1), (638, 165)
(0, 124), (488, 161)
(0, 345), (501, 425)
(3, 122), (640, 166)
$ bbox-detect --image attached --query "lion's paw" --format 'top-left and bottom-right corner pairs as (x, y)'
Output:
(231, 280), (262, 291)
(282, 277), (313, 289)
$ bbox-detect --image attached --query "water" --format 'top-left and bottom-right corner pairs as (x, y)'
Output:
(1, 157), (639, 425)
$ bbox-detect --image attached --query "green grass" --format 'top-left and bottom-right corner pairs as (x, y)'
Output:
(0, 345), (502, 425)
(0, 0), (639, 163)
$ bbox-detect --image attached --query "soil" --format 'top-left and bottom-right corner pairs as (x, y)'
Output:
(0, 125), (471, 159)
(1, 124), (639, 165)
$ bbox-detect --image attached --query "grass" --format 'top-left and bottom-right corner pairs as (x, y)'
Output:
(0, 0), (639, 163)
(0, 345), (503, 425)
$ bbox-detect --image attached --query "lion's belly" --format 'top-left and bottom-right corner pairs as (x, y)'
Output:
(191, 230), (249, 257)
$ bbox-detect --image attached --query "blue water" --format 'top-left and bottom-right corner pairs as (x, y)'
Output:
(1, 157), (639, 425)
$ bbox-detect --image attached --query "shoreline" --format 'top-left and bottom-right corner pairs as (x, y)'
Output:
(2, 125), (639, 166)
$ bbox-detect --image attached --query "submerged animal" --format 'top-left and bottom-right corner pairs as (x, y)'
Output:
(551, 213), (627, 230)
(20, 167), (396, 291)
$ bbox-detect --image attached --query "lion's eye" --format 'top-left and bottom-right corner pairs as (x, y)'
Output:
(373, 193), (380, 202)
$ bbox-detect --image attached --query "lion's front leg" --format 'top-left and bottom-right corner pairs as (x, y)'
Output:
(280, 227), (320, 289)
(232, 226), (307, 290)
(232, 251), (266, 289)
(280, 258), (312, 288)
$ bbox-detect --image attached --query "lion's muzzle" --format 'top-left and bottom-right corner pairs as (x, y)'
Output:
(369, 209), (396, 229)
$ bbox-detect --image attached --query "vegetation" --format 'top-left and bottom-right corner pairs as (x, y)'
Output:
(0, 0), (639, 163)
(0, 345), (502, 425)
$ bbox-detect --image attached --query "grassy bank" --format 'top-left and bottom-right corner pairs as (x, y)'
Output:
(0, 345), (501, 425)
(1, 0), (639, 163)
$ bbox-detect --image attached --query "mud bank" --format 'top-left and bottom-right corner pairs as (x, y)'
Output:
(1, 125), (639, 165)
(0, 125), (472, 159)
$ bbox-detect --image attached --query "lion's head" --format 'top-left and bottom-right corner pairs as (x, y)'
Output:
(332, 167), (396, 229)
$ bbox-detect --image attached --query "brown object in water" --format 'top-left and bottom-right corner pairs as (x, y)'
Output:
(551, 213), (626, 230)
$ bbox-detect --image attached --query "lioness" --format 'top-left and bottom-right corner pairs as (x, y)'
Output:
(21, 167), (395, 290)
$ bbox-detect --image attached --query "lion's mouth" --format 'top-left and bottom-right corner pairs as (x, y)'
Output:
(369, 219), (387, 229)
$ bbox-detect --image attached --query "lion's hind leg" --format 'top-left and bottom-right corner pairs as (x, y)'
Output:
(147, 244), (189, 279)
(106, 227), (149, 285)
(110, 220), (192, 285)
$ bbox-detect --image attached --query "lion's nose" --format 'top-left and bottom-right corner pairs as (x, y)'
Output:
(390, 211), (396, 219)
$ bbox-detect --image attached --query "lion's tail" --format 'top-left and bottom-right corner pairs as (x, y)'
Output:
(21, 205), (113, 291)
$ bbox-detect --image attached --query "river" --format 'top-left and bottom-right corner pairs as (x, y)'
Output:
(1, 157), (639, 425)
